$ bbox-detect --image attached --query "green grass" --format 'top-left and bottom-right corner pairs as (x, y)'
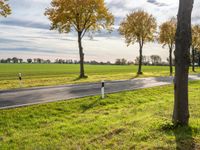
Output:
(0, 64), (200, 90)
(0, 81), (200, 149)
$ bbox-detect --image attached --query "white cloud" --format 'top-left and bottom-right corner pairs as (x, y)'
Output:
(0, 0), (199, 62)
(0, 24), (169, 62)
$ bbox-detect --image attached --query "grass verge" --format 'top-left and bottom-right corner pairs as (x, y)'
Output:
(1, 64), (200, 90)
(0, 81), (200, 149)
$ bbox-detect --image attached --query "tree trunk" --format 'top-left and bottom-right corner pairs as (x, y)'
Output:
(137, 42), (143, 75)
(169, 47), (173, 76)
(198, 53), (200, 67)
(78, 32), (85, 78)
(173, 0), (194, 126)
(192, 47), (195, 72)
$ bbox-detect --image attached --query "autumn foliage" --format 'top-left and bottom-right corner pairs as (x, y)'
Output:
(0, 0), (11, 17)
(191, 25), (200, 72)
(192, 25), (200, 51)
(119, 10), (157, 74)
(159, 17), (176, 75)
(45, 0), (114, 78)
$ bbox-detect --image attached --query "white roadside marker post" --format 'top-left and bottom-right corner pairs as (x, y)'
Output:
(101, 80), (105, 99)
(19, 73), (22, 88)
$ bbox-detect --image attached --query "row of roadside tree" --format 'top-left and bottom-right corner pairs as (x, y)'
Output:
(44, 2), (200, 78)
(1, 1), (200, 77)
(0, 0), (196, 126)
(2, 53), (200, 67)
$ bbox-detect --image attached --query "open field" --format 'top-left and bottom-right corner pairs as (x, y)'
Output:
(0, 64), (200, 90)
(0, 81), (200, 149)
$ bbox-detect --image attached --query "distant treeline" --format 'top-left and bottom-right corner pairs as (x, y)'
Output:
(115, 55), (167, 66)
(0, 57), (113, 65)
(0, 56), (168, 66)
(1, 55), (200, 66)
(0, 57), (110, 65)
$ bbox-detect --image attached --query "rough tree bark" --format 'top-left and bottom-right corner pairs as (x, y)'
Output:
(137, 41), (143, 75)
(198, 53), (200, 66)
(173, 0), (194, 126)
(192, 47), (195, 72)
(169, 46), (173, 76)
(78, 31), (85, 78)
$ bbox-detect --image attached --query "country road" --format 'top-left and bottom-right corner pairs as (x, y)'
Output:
(1, 75), (200, 109)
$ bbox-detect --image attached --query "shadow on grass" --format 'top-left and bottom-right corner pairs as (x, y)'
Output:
(73, 75), (88, 81)
(130, 74), (140, 79)
(161, 123), (196, 150)
(80, 98), (101, 113)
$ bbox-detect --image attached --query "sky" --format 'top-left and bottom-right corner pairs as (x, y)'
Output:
(0, 0), (200, 62)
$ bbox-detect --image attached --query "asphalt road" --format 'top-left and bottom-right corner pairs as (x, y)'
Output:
(1, 75), (200, 109)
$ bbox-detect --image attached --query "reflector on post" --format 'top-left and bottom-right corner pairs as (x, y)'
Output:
(101, 80), (105, 99)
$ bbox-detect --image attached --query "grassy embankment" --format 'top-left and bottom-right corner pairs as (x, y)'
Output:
(0, 64), (200, 90)
(0, 81), (200, 149)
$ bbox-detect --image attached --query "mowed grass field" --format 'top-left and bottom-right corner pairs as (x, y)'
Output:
(0, 81), (200, 149)
(0, 64), (200, 90)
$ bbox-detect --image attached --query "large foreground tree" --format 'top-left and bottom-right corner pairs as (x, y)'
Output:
(119, 10), (157, 75)
(159, 18), (176, 76)
(45, 0), (114, 78)
(173, 0), (194, 126)
(0, 0), (11, 17)
(191, 25), (200, 72)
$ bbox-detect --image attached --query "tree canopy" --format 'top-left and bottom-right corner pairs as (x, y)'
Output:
(159, 17), (176, 76)
(119, 10), (157, 75)
(0, 0), (11, 17)
(45, 0), (114, 38)
(192, 24), (200, 50)
(159, 17), (176, 50)
(119, 10), (157, 46)
(150, 55), (162, 65)
(45, 0), (114, 78)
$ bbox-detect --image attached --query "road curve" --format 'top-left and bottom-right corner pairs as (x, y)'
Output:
(0, 75), (200, 109)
